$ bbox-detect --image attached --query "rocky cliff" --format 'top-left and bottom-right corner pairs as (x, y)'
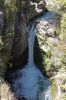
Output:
(11, 0), (46, 66)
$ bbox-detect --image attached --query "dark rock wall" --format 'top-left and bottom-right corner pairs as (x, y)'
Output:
(11, 0), (46, 67)
(10, 0), (30, 58)
(0, 11), (4, 36)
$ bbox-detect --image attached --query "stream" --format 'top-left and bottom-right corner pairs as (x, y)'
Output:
(6, 10), (60, 100)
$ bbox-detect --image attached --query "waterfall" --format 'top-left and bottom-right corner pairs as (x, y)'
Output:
(28, 25), (36, 66)
(11, 24), (51, 100)
(8, 12), (53, 100)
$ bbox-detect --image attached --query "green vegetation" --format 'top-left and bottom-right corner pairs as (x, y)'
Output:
(42, 1), (66, 99)
(42, 0), (66, 73)
(55, 0), (66, 8)
(51, 80), (58, 99)
(48, 0), (66, 7)
(0, 0), (16, 35)
(61, 13), (66, 40)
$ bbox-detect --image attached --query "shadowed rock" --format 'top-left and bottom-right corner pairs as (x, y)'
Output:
(11, 0), (46, 66)
(0, 11), (3, 35)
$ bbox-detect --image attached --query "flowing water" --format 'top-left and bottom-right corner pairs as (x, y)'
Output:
(7, 11), (60, 100)
(10, 23), (51, 100)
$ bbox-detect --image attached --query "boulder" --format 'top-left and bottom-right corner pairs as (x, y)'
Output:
(29, 0), (46, 19)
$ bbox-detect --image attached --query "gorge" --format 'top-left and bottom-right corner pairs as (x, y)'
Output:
(0, 0), (66, 100)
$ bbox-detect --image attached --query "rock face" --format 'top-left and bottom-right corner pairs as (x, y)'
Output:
(36, 12), (60, 52)
(0, 78), (16, 100)
(29, 0), (46, 19)
(35, 11), (61, 73)
(0, 11), (3, 36)
(11, 11), (28, 59)
(11, 0), (46, 65)
(11, 0), (29, 61)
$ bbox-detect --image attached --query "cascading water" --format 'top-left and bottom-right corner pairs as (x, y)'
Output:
(7, 9), (61, 99)
(10, 23), (51, 100)
(28, 25), (36, 66)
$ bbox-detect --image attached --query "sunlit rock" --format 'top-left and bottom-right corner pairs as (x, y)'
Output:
(41, 45), (50, 53)
(51, 47), (63, 67)
(29, 0), (46, 19)
(47, 37), (59, 46)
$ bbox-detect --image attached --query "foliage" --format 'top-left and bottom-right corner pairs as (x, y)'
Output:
(0, 0), (16, 35)
(50, 0), (66, 8)
(4, 0), (16, 24)
(61, 13), (66, 40)
(0, 0), (4, 10)
(57, 0), (66, 8)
